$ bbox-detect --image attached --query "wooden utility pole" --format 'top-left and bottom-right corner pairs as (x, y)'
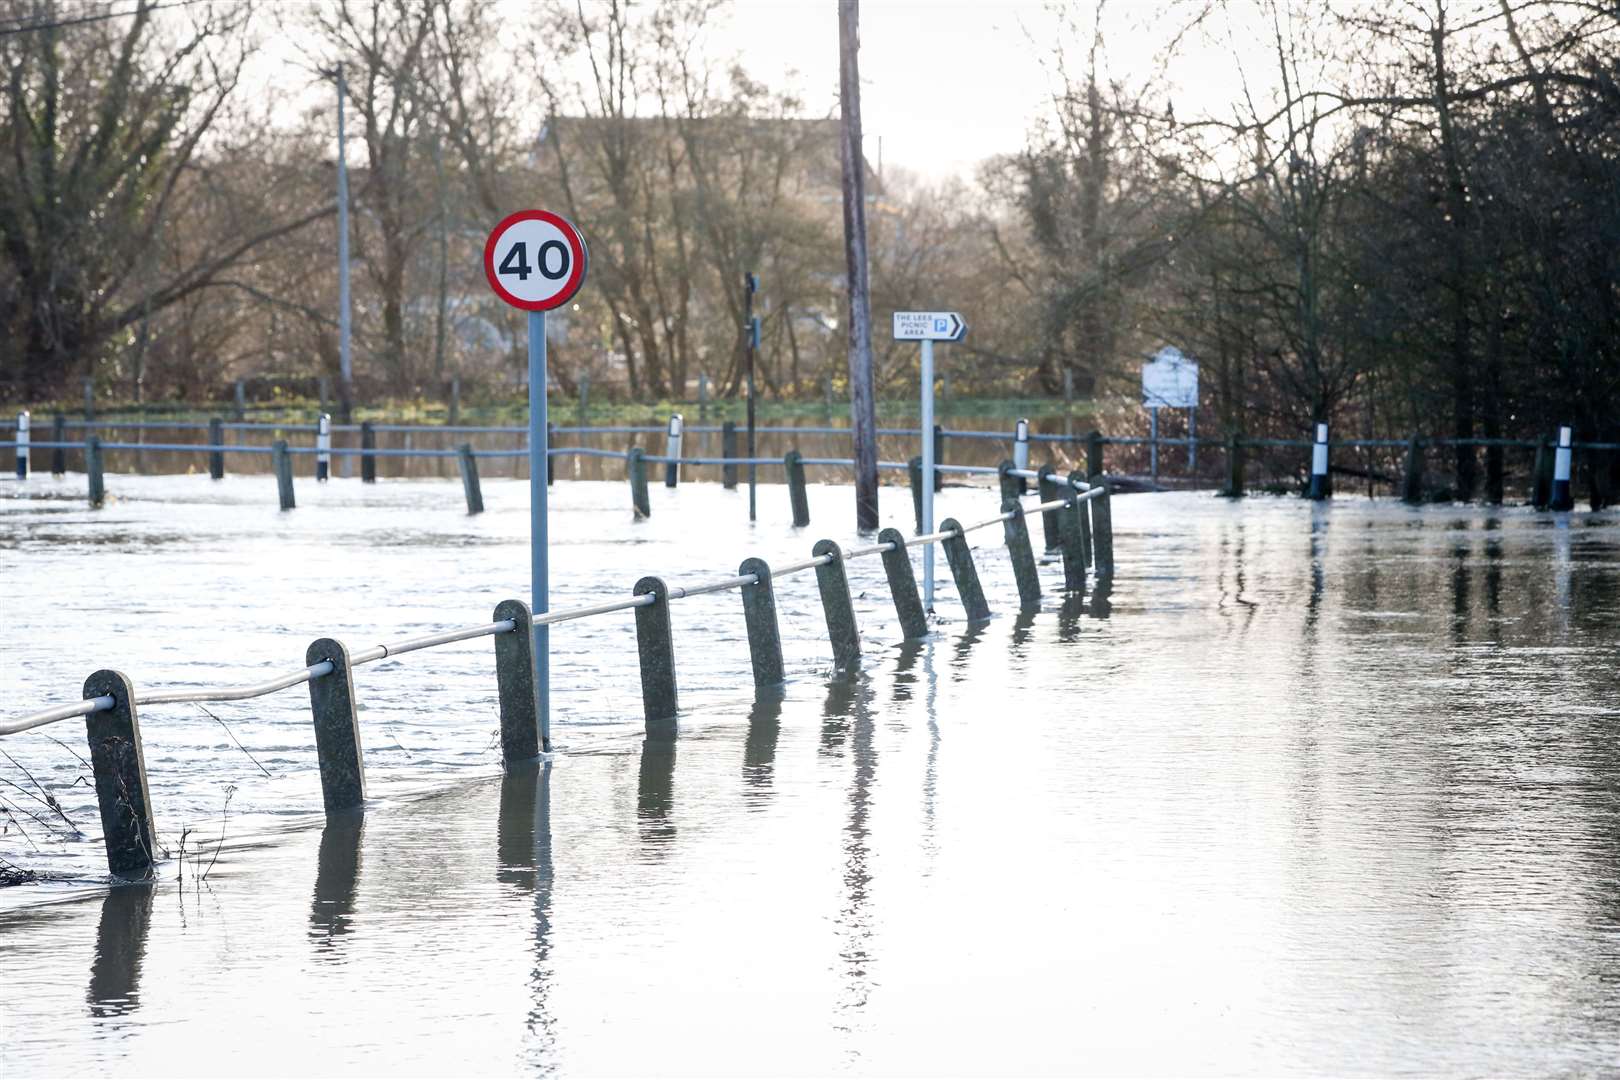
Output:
(839, 0), (879, 531)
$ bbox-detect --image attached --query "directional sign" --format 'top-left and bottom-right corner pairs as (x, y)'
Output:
(1142, 345), (1198, 408)
(893, 311), (966, 342)
(483, 209), (588, 312)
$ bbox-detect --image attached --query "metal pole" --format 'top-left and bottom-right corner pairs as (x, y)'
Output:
(335, 67), (354, 428)
(745, 272), (758, 522)
(920, 337), (935, 610)
(529, 310), (550, 749)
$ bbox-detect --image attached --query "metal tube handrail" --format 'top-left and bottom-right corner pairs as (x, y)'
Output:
(135, 662), (336, 706)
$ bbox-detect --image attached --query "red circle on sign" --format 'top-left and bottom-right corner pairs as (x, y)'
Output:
(483, 209), (588, 312)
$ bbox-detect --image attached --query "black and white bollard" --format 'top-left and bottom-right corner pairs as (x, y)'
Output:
(1308, 422), (1330, 501)
(1550, 426), (1575, 512)
(316, 413), (332, 482)
(14, 410), (28, 480)
(1012, 418), (1030, 493)
(664, 413), (683, 488)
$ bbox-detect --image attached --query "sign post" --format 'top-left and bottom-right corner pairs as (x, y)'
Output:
(1141, 346), (1199, 482)
(744, 273), (760, 522)
(893, 311), (966, 610)
(484, 210), (588, 752)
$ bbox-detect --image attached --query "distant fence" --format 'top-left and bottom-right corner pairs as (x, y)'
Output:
(0, 470), (1117, 879)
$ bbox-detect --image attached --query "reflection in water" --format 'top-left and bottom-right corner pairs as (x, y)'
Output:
(1089, 577), (1113, 620)
(829, 674), (878, 1051)
(1449, 520), (1472, 642)
(950, 623), (983, 682)
(891, 640), (923, 704)
(87, 883), (154, 1019)
(742, 689), (785, 809)
(638, 736), (678, 855)
(821, 677), (855, 757)
(920, 639), (941, 873)
(309, 812), (363, 959)
(1483, 519), (1503, 624)
(500, 761), (556, 1063)
(1057, 594), (1086, 640)
(1306, 503), (1328, 624)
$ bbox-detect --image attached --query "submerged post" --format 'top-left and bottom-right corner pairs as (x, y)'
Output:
(721, 421), (738, 489)
(316, 413), (332, 482)
(1001, 499), (1042, 611)
(492, 599), (545, 759)
(1012, 418), (1030, 491)
(1069, 469), (1094, 568)
(1532, 438), (1552, 510)
(1550, 426), (1575, 511)
(1224, 432), (1244, 498)
(51, 413), (66, 476)
(1089, 474), (1115, 578)
(932, 423), (945, 493)
(1402, 435), (1425, 504)
(877, 527), (929, 638)
(83, 669), (156, 878)
(1308, 422), (1330, 500)
(785, 449), (810, 527)
(812, 539), (861, 672)
(87, 436), (105, 508)
(14, 410), (28, 479)
(1037, 464), (1061, 552)
(939, 519), (990, 621)
(1057, 479), (1088, 594)
(738, 558), (785, 687)
(272, 439), (295, 510)
(457, 442), (484, 514)
(628, 447), (650, 518)
(360, 421), (377, 484)
(633, 576), (678, 731)
(306, 638), (365, 815)
(209, 418), (225, 480)
(1085, 430), (1104, 477)
(664, 413), (683, 488)
(998, 460), (1021, 504)
(908, 455), (924, 533)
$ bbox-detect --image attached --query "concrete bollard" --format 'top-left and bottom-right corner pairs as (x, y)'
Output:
(1531, 438), (1552, 509)
(1308, 422), (1330, 500)
(457, 443), (484, 514)
(1012, 419), (1030, 492)
(1224, 432), (1244, 498)
(209, 418), (225, 480)
(51, 413), (66, 476)
(1085, 430), (1104, 478)
(785, 449), (810, 527)
(360, 421), (377, 484)
(664, 413), (683, 488)
(1001, 499), (1042, 611)
(316, 413), (332, 482)
(721, 421), (738, 488)
(997, 460), (1021, 504)
(877, 527), (929, 638)
(933, 424), (945, 492)
(1550, 426), (1575, 511)
(739, 558), (785, 688)
(1070, 470), (1094, 568)
(628, 447), (651, 518)
(1037, 464), (1062, 553)
(14, 410), (28, 479)
(908, 456), (924, 532)
(1401, 434), (1425, 504)
(83, 669), (156, 878)
(1088, 474), (1115, 577)
(492, 599), (544, 759)
(305, 638), (365, 815)
(272, 440), (295, 510)
(812, 539), (861, 672)
(633, 576), (678, 731)
(939, 519), (990, 622)
(87, 436), (105, 507)
(1057, 479), (1088, 594)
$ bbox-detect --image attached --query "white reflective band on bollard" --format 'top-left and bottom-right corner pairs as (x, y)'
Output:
(316, 413), (332, 482)
(1554, 426), (1572, 481)
(665, 413), (683, 487)
(1013, 418), (1029, 472)
(1312, 424), (1328, 476)
(14, 410), (29, 480)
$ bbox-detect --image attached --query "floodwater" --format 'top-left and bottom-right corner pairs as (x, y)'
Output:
(2, 470), (1619, 1076)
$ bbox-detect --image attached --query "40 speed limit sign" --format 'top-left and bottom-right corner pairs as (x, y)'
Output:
(483, 209), (588, 311)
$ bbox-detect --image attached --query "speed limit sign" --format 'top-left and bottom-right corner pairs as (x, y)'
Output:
(483, 209), (588, 311)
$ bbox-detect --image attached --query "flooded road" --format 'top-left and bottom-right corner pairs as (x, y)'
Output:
(3, 473), (1619, 1074)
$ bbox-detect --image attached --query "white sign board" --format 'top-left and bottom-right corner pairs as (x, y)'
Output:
(483, 209), (588, 312)
(893, 311), (966, 342)
(1142, 346), (1198, 408)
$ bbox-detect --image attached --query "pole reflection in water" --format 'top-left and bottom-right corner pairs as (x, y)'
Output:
(638, 734), (678, 856)
(309, 811), (363, 959)
(499, 760), (556, 1064)
(827, 671), (878, 1052)
(87, 882), (153, 1019)
(742, 687), (785, 809)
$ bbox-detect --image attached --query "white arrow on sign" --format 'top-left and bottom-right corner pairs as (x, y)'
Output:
(892, 311), (966, 342)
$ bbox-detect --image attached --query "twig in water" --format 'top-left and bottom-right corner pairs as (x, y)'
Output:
(1, 805), (38, 851)
(203, 786), (236, 881)
(195, 704), (272, 778)
(44, 735), (92, 771)
(0, 749), (78, 831)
